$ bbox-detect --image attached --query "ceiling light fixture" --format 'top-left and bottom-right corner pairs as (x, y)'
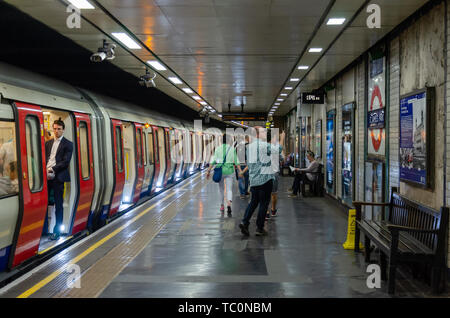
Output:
(67, 0), (95, 9)
(168, 76), (183, 84)
(284, 87), (293, 90)
(327, 18), (346, 25)
(309, 48), (323, 53)
(290, 78), (300, 82)
(111, 32), (141, 49)
(147, 60), (167, 71)
(182, 88), (194, 94)
(192, 96), (201, 100)
(298, 66), (309, 70)
(280, 94), (288, 96)
(277, 99), (284, 101)
(275, 103), (280, 106)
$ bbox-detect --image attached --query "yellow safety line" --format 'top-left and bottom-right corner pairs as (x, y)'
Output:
(17, 172), (205, 298)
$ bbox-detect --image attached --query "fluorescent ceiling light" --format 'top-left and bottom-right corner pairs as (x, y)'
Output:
(67, 0), (94, 9)
(280, 94), (288, 96)
(147, 60), (167, 71)
(284, 87), (293, 90)
(112, 32), (141, 49)
(168, 76), (183, 84)
(327, 18), (346, 25)
(298, 66), (309, 70)
(277, 99), (284, 101)
(309, 48), (322, 53)
(182, 88), (194, 94)
(290, 78), (300, 82)
(200, 101), (207, 105)
(192, 96), (201, 100)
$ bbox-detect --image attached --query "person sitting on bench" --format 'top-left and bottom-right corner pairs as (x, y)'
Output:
(289, 150), (319, 198)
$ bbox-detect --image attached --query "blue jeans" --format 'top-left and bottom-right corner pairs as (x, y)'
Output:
(237, 167), (249, 195)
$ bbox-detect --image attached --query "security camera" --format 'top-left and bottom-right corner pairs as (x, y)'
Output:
(90, 51), (107, 62)
(139, 69), (156, 88)
(91, 40), (116, 63)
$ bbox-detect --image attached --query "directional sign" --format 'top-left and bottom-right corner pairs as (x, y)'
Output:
(301, 92), (324, 104)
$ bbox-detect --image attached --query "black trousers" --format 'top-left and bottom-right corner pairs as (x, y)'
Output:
(292, 173), (309, 195)
(242, 179), (273, 230)
(48, 180), (64, 234)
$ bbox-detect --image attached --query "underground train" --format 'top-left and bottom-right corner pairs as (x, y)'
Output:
(0, 62), (222, 273)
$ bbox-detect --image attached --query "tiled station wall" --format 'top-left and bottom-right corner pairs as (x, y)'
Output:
(287, 0), (450, 267)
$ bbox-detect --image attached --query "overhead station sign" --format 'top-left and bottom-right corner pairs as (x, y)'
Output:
(221, 112), (267, 121)
(301, 92), (324, 104)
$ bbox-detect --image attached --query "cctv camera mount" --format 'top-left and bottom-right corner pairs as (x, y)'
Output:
(91, 40), (116, 62)
(139, 69), (157, 88)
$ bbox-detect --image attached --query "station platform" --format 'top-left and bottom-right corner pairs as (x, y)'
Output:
(0, 171), (447, 299)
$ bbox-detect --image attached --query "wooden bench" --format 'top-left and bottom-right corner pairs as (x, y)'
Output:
(353, 189), (449, 294)
(300, 163), (324, 197)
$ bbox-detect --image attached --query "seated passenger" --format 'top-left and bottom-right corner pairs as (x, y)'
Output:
(288, 151), (320, 198)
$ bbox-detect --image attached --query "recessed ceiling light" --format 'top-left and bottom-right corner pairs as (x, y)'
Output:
(275, 103), (280, 106)
(67, 0), (94, 9)
(147, 60), (167, 71)
(280, 93), (288, 96)
(168, 76), (183, 84)
(277, 99), (284, 102)
(298, 66), (309, 70)
(309, 48), (323, 53)
(111, 32), (141, 49)
(192, 96), (201, 100)
(290, 78), (300, 82)
(182, 88), (194, 94)
(327, 18), (346, 25)
(200, 101), (207, 105)
(284, 87), (293, 90)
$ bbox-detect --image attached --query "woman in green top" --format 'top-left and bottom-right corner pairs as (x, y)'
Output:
(207, 134), (242, 215)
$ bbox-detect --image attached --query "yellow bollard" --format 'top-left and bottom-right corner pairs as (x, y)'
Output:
(343, 209), (364, 250)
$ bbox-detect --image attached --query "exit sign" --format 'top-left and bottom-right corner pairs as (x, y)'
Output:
(301, 92), (324, 104)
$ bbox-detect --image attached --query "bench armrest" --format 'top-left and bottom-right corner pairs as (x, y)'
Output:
(353, 201), (390, 207)
(386, 224), (440, 234)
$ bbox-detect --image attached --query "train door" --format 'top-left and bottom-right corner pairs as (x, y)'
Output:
(155, 127), (166, 190)
(150, 126), (160, 194)
(189, 131), (195, 174)
(181, 130), (189, 178)
(119, 122), (136, 211)
(109, 119), (125, 217)
(9, 102), (47, 268)
(166, 129), (177, 184)
(71, 112), (94, 235)
(163, 128), (172, 187)
(144, 128), (155, 195)
(197, 133), (203, 170)
(132, 123), (145, 203)
(174, 129), (183, 181)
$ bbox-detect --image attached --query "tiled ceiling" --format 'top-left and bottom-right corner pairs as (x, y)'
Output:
(6, 0), (429, 124)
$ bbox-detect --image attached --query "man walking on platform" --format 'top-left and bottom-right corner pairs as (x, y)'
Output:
(45, 118), (73, 240)
(239, 127), (281, 236)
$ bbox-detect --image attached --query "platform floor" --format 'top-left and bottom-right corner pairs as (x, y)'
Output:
(0, 171), (448, 298)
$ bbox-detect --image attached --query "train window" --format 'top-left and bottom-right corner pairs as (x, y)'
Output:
(0, 121), (18, 197)
(143, 132), (147, 166)
(115, 126), (123, 172)
(136, 128), (142, 167)
(25, 116), (43, 192)
(79, 121), (90, 180)
(148, 132), (154, 165)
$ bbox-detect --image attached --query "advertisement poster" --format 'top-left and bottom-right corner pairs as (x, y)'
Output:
(315, 120), (322, 159)
(367, 56), (386, 158)
(326, 111), (335, 194)
(365, 162), (384, 220)
(399, 91), (427, 186)
(342, 103), (353, 206)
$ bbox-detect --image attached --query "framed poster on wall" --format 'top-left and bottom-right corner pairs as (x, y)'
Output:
(326, 110), (336, 195)
(315, 119), (322, 159)
(342, 103), (354, 207)
(399, 87), (434, 188)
